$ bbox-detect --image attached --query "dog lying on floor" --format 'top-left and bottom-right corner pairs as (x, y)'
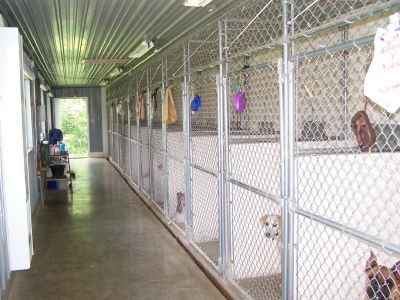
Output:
(260, 214), (281, 241)
(365, 251), (400, 300)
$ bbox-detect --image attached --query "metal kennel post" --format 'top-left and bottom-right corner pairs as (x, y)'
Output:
(281, 1), (295, 299)
(136, 74), (142, 191)
(162, 57), (169, 217)
(182, 43), (193, 239)
(129, 80), (139, 188)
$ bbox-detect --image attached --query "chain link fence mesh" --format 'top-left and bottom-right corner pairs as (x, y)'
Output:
(190, 72), (220, 267)
(166, 76), (185, 231)
(293, 3), (400, 300)
(105, 1), (400, 299)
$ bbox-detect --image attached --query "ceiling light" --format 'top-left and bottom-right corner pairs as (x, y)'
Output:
(109, 67), (123, 78)
(40, 83), (50, 91)
(99, 79), (110, 86)
(128, 40), (154, 59)
(183, 0), (213, 7)
(84, 58), (130, 64)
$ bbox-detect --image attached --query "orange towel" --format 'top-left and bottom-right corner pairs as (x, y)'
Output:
(162, 86), (177, 124)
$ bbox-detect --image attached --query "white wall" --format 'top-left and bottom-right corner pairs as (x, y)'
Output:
(0, 28), (32, 271)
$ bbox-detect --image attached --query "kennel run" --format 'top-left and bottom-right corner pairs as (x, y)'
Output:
(106, 1), (400, 299)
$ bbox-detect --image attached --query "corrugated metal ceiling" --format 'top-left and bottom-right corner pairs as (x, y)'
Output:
(0, 0), (235, 87)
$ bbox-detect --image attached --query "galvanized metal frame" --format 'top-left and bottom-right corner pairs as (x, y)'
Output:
(127, 92), (131, 179)
(136, 75), (142, 190)
(161, 57), (169, 216)
(183, 42), (193, 239)
(148, 68), (155, 202)
(217, 17), (230, 278)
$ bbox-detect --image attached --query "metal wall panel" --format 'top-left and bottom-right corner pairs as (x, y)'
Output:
(0, 0), (236, 87)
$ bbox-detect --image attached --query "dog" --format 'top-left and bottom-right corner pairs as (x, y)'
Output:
(365, 251), (400, 300)
(171, 192), (185, 224)
(176, 192), (185, 214)
(260, 214), (281, 241)
(142, 163), (162, 179)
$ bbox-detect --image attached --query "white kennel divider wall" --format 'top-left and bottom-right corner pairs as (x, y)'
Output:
(105, 1), (400, 299)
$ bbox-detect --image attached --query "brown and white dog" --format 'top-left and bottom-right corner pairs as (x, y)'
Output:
(365, 251), (400, 300)
(260, 214), (281, 241)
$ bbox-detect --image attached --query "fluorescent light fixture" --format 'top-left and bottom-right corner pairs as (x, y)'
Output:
(128, 40), (154, 59)
(99, 79), (110, 86)
(183, 0), (213, 7)
(40, 83), (50, 91)
(84, 58), (130, 64)
(109, 67), (123, 78)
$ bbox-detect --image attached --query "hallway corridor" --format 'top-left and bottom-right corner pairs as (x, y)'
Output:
(7, 159), (225, 300)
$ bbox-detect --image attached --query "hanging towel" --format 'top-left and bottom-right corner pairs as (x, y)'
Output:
(150, 88), (158, 120)
(162, 86), (177, 125)
(135, 91), (146, 121)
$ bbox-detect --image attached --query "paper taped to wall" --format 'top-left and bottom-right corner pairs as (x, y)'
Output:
(364, 17), (400, 114)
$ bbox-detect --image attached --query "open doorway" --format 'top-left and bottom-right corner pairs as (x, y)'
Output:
(54, 98), (89, 158)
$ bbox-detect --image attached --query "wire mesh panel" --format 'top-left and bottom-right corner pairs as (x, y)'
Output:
(189, 71), (220, 266)
(151, 87), (163, 152)
(190, 73), (219, 172)
(107, 104), (113, 157)
(140, 116), (151, 196)
(112, 103), (119, 164)
(136, 69), (151, 196)
(188, 22), (219, 71)
(227, 55), (282, 299)
(291, 0), (393, 36)
(165, 46), (184, 78)
(152, 150), (163, 209)
(166, 77), (185, 231)
(118, 101), (127, 172)
(226, 4), (283, 292)
(129, 94), (138, 186)
(293, 4), (400, 300)
(150, 60), (163, 208)
(141, 143), (151, 196)
(129, 95), (138, 141)
(228, 54), (281, 194)
(191, 168), (219, 265)
(123, 113), (130, 176)
(225, 0), (283, 60)
(130, 140), (139, 186)
(231, 184), (281, 300)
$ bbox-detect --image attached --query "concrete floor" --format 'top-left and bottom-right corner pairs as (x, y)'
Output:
(7, 158), (225, 300)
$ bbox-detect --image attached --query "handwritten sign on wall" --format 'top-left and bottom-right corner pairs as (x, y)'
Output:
(364, 28), (400, 113)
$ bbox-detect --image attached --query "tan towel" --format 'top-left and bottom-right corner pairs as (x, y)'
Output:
(162, 86), (177, 124)
(135, 91), (146, 120)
